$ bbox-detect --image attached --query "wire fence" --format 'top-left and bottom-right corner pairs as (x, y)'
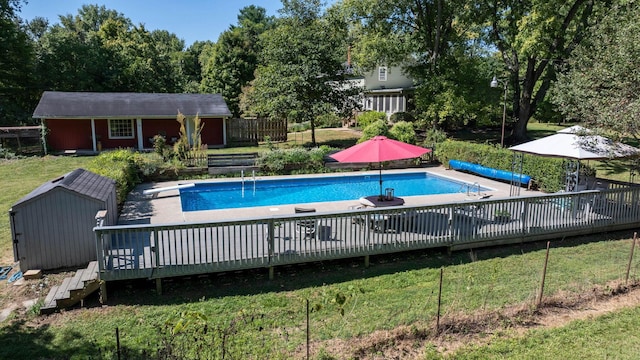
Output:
(96, 234), (640, 360)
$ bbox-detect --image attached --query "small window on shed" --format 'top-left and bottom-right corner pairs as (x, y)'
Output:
(378, 66), (387, 81)
(108, 119), (134, 139)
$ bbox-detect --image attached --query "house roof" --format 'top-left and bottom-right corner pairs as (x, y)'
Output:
(33, 91), (232, 119)
(12, 168), (115, 207)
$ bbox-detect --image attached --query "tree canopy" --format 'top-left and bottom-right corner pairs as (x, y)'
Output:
(1, 0), (631, 146)
(552, 2), (640, 140)
(200, 5), (274, 117)
(0, 0), (35, 124)
(244, 0), (361, 146)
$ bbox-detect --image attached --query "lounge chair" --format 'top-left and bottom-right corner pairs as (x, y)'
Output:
(295, 207), (317, 239)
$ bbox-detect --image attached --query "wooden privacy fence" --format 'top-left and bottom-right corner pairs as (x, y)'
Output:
(227, 118), (287, 145)
(95, 187), (640, 290)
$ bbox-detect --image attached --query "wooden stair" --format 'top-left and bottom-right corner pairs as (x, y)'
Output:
(40, 261), (101, 314)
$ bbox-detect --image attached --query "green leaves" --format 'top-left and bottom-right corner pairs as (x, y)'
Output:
(552, 3), (640, 139)
(200, 6), (273, 117)
(245, 1), (361, 146)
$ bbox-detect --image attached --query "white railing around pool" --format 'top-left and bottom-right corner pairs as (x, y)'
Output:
(95, 187), (640, 283)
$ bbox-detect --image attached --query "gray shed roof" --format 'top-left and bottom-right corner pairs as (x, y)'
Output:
(13, 168), (115, 207)
(33, 91), (232, 119)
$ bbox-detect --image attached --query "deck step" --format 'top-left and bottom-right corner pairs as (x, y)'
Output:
(39, 262), (101, 315)
(40, 285), (60, 314)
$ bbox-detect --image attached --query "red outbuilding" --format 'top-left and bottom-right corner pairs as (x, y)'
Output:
(33, 91), (232, 153)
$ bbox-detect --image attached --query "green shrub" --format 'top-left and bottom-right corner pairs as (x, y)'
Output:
(289, 122), (311, 132)
(316, 113), (342, 128)
(389, 112), (415, 123)
(359, 120), (389, 143)
(421, 128), (448, 148)
(152, 134), (174, 161)
(257, 146), (334, 174)
(434, 140), (592, 192)
(356, 111), (387, 128)
(389, 121), (416, 144)
(87, 149), (141, 204)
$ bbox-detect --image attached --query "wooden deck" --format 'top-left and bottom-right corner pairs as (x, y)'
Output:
(95, 187), (640, 289)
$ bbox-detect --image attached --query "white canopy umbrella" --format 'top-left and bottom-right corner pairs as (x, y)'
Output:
(509, 127), (640, 160)
(509, 126), (640, 191)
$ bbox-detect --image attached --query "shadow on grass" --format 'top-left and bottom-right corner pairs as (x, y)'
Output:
(99, 230), (633, 308)
(595, 159), (635, 178)
(0, 320), (96, 359)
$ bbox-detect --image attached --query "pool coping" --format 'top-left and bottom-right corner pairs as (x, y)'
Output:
(118, 166), (543, 225)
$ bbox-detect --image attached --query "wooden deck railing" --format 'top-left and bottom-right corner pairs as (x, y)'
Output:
(95, 187), (640, 283)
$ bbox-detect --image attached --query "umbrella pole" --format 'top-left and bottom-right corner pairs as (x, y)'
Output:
(379, 163), (383, 201)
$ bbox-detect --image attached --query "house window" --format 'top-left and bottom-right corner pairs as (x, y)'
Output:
(108, 119), (134, 139)
(378, 66), (387, 81)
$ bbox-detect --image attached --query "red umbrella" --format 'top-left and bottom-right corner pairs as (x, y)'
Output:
(329, 136), (432, 199)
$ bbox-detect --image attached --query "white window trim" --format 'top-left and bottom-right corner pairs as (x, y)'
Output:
(378, 66), (387, 81)
(108, 119), (135, 139)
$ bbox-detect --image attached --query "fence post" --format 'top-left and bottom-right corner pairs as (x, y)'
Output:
(306, 298), (310, 360)
(436, 267), (443, 333)
(536, 241), (551, 308)
(116, 327), (121, 360)
(625, 232), (637, 284)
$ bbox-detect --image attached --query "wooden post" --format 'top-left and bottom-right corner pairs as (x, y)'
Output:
(306, 299), (310, 360)
(100, 281), (108, 303)
(436, 267), (443, 333)
(536, 241), (551, 307)
(156, 278), (162, 295)
(364, 255), (370, 268)
(116, 327), (121, 360)
(625, 232), (637, 284)
(268, 220), (275, 280)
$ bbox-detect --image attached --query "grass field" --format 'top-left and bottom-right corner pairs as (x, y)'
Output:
(0, 126), (639, 359)
(0, 233), (638, 359)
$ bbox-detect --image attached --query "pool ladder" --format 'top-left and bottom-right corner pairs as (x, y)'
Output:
(461, 182), (484, 197)
(240, 170), (257, 197)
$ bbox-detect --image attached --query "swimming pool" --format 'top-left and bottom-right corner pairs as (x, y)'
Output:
(179, 171), (490, 211)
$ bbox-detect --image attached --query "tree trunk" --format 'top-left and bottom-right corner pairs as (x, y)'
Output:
(310, 118), (317, 147)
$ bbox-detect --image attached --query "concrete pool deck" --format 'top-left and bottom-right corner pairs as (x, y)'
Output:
(119, 166), (542, 225)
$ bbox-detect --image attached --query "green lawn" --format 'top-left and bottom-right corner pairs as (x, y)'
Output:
(0, 233), (637, 359)
(449, 305), (640, 359)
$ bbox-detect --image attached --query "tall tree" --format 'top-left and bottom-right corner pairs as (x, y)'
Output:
(34, 4), (184, 93)
(481, 0), (603, 143)
(246, 0), (360, 146)
(334, 0), (498, 131)
(337, 0), (464, 73)
(0, 0), (36, 125)
(552, 2), (640, 140)
(181, 40), (212, 92)
(200, 5), (274, 117)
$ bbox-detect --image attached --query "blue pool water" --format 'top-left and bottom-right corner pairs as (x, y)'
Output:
(180, 172), (489, 211)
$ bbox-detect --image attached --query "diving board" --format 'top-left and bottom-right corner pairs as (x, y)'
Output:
(143, 183), (195, 196)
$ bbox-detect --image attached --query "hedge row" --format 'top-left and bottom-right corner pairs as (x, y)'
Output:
(434, 140), (591, 192)
(87, 149), (142, 205)
(257, 146), (335, 174)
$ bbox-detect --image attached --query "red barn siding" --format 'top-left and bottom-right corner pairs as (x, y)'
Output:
(45, 119), (92, 151)
(201, 118), (224, 146)
(142, 119), (180, 146)
(45, 117), (226, 151)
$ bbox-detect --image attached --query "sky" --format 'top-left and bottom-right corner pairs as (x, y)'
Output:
(18, 0), (288, 47)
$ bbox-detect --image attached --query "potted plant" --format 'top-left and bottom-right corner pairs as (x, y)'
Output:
(494, 209), (511, 223)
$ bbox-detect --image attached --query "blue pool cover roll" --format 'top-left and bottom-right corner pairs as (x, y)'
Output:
(449, 160), (531, 186)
